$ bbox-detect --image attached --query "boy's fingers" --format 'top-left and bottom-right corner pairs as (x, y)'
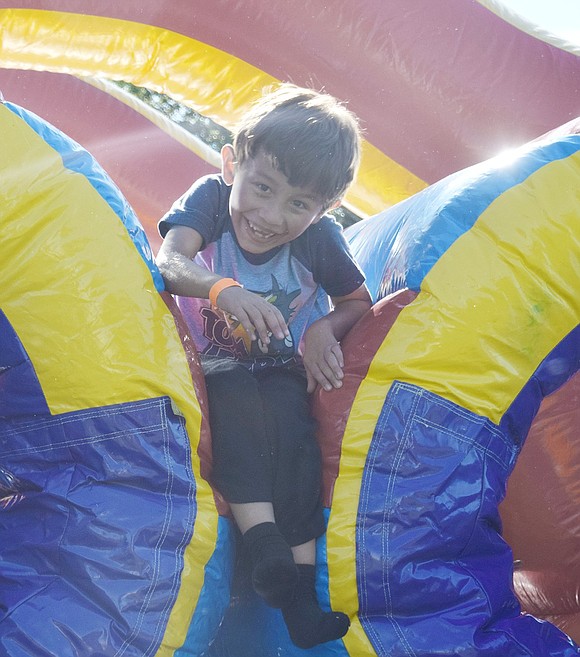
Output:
(249, 308), (284, 345)
(233, 309), (256, 341)
(306, 370), (317, 394)
(237, 291), (288, 341)
(259, 304), (288, 340)
(245, 309), (270, 343)
(308, 361), (340, 392)
(330, 343), (344, 369)
(217, 287), (289, 345)
(310, 367), (332, 392)
(323, 345), (344, 381)
(323, 362), (344, 389)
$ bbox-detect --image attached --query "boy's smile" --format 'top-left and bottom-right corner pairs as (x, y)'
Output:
(222, 146), (326, 254)
(245, 218), (277, 241)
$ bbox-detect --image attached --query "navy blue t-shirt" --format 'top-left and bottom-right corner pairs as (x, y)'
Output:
(159, 174), (365, 370)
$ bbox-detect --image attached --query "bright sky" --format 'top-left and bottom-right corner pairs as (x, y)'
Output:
(499, 0), (580, 43)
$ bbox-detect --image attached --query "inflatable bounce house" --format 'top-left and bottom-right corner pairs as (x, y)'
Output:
(1, 1), (579, 655)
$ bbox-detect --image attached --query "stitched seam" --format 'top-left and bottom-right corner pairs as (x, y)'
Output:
(357, 393), (392, 620)
(414, 417), (509, 468)
(146, 409), (197, 656)
(1, 425), (164, 458)
(358, 389), (398, 656)
(0, 398), (164, 435)
(394, 382), (516, 469)
(358, 382), (418, 657)
(113, 398), (174, 657)
(382, 382), (419, 657)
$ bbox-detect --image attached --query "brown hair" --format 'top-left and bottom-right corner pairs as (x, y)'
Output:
(233, 84), (361, 210)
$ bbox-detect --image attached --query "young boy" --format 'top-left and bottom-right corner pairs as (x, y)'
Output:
(156, 84), (371, 649)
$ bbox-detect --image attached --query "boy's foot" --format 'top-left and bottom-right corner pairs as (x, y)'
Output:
(282, 564), (350, 649)
(243, 522), (298, 608)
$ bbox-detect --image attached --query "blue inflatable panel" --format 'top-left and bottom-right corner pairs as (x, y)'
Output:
(347, 136), (580, 301)
(0, 310), (50, 419)
(357, 381), (577, 656)
(502, 325), (580, 443)
(0, 398), (197, 657)
(178, 516), (236, 657)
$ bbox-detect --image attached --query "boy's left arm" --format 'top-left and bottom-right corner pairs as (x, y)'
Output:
(302, 283), (372, 393)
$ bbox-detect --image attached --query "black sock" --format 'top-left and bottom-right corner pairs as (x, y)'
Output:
(242, 522), (298, 608)
(282, 563), (350, 649)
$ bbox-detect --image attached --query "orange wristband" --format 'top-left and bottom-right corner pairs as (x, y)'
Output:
(209, 277), (242, 307)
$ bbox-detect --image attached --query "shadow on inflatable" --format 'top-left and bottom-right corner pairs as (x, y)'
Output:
(1, 99), (579, 656)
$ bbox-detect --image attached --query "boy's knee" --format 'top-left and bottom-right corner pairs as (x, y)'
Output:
(202, 358), (256, 401)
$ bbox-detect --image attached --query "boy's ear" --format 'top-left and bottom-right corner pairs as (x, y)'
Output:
(221, 144), (236, 185)
(313, 198), (342, 223)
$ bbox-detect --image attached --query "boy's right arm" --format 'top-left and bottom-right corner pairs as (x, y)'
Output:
(156, 225), (289, 345)
(156, 225), (218, 297)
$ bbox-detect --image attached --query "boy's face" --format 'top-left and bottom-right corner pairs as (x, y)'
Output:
(221, 146), (328, 254)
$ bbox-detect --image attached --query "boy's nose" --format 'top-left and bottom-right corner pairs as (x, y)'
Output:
(258, 202), (284, 227)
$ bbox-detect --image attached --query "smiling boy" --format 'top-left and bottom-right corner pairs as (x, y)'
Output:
(156, 84), (371, 649)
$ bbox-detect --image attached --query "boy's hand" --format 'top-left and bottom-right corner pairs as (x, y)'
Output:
(302, 318), (345, 393)
(216, 285), (289, 346)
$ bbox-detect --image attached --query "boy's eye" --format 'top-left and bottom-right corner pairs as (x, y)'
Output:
(255, 183), (271, 193)
(292, 200), (308, 210)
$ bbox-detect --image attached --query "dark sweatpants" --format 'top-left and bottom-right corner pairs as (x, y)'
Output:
(201, 355), (326, 547)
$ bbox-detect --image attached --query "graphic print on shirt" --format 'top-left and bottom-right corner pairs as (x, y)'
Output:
(200, 274), (300, 362)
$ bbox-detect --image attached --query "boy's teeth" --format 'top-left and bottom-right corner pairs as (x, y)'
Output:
(249, 221), (274, 238)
